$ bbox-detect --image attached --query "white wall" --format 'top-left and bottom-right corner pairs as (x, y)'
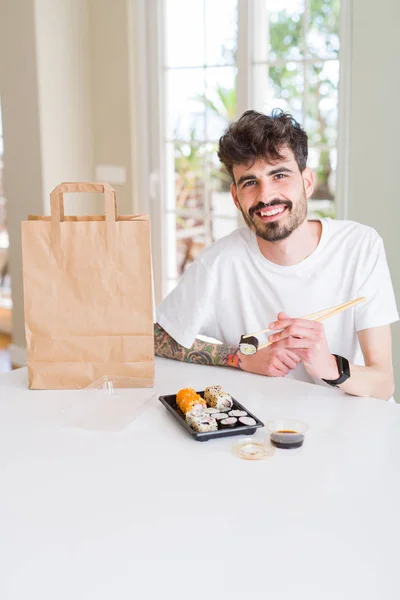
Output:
(89, 0), (134, 215)
(0, 0), (44, 349)
(34, 0), (96, 216)
(347, 0), (400, 391)
(0, 0), (135, 351)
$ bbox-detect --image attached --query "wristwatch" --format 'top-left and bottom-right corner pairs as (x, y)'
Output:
(322, 354), (350, 387)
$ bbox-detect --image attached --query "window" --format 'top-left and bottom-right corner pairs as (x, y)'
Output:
(140, 0), (342, 300)
(252, 0), (340, 220)
(163, 0), (239, 293)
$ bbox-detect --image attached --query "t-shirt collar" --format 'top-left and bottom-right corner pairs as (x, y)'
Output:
(247, 218), (329, 274)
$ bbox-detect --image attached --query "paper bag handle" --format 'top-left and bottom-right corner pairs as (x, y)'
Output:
(50, 182), (117, 222)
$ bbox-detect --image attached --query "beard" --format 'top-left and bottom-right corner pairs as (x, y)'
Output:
(239, 191), (308, 242)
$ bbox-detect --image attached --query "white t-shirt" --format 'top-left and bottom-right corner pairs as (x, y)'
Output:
(156, 219), (399, 385)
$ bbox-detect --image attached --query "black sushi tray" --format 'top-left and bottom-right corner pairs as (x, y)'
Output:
(158, 391), (264, 442)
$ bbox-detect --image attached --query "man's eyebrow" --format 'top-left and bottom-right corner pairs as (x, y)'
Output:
(236, 166), (294, 186)
(236, 174), (257, 186)
(267, 166), (294, 176)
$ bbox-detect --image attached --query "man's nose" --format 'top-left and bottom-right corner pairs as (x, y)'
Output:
(258, 179), (272, 201)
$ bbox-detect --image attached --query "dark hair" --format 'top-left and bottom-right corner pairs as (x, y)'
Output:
(218, 108), (308, 182)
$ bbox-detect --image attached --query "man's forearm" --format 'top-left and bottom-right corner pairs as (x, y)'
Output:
(154, 323), (241, 367)
(339, 363), (394, 400)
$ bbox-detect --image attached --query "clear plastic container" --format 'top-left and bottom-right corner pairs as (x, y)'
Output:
(266, 419), (309, 449)
(62, 376), (156, 432)
(85, 375), (153, 391)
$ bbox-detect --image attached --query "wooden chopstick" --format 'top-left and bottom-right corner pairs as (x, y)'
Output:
(243, 297), (365, 340)
(246, 296), (365, 351)
(299, 296), (366, 323)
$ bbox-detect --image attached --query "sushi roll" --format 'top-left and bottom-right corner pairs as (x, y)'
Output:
(186, 409), (206, 427)
(191, 403), (208, 416)
(229, 410), (248, 418)
(203, 384), (223, 402)
(204, 407), (219, 415)
(190, 415), (218, 433)
(239, 416), (256, 427)
(176, 387), (206, 414)
(204, 385), (233, 411)
(213, 412), (229, 421)
(239, 335), (259, 355)
(220, 417), (238, 428)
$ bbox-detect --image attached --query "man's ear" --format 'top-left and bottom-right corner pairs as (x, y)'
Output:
(231, 182), (240, 210)
(302, 167), (314, 199)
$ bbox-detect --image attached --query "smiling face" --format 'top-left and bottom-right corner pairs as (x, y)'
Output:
(231, 148), (314, 242)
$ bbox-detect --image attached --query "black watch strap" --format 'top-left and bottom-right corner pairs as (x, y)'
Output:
(322, 354), (350, 387)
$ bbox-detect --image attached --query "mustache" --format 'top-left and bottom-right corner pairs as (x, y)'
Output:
(249, 199), (292, 217)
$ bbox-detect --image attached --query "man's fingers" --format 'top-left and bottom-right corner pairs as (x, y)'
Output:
(269, 317), (324, 331)
(268, 366), (288, 377)
(271, 359), (290, 375)
(277, 312), (291, 321)
(287, 348), (306, 359)
(271, 337), (315, 350)
(269, 325), (322, 343)
(285, 350), (301, 363)
(279, 353), (299, 370)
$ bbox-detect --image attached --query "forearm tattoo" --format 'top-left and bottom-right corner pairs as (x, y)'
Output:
(154, 323), (241, 368)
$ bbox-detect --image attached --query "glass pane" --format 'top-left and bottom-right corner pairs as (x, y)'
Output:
(177, 223), (207, 275)
(307, 0), (340, 59)
(164, 0), (205, 68)
(205, 67), (237, 140)
(172, 139), (208, 275)
(206, 142), (231, 193)
(166, 141), (210, 211)
(253, 63), (303, 123)
(212, 216), (238, 240)
(308, 198), (335, 219)
(166, 69), (205, 140)
(305, 60), (339, 148)
(265, 0), (305, 62)
(205, 0), (237, 66)
(308, 147), (336, 201)
(165, 212), (178, 280)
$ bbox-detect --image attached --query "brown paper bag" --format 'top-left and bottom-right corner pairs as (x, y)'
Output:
(21, 182), (154, 389)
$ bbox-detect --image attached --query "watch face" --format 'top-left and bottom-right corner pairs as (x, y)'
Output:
(337, 355), (350, 380)
(336, 355), (345, 376)
(323, 355), (350, 386)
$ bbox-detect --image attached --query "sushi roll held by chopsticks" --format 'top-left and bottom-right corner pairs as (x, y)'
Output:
(238, 297), (366, 355)
(239, 335), (259, 356)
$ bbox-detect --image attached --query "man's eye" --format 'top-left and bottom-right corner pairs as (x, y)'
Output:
(243, 180), (256, 188)
(274, 173), (287, 180)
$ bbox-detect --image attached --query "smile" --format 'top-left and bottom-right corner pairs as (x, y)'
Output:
(260, 207), (285, 216)
(254, 205), (288, 221)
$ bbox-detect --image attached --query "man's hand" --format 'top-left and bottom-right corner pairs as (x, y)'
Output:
(268, 312), (339, 380)
(238, 342), (301, 377)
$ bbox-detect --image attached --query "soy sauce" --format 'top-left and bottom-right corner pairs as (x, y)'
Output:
(270, 429), (304, 449)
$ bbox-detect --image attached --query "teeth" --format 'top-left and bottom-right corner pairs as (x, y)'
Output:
(260, 207), (285, 217)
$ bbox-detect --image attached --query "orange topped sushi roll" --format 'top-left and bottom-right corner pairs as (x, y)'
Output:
(176, 387), (206, 414)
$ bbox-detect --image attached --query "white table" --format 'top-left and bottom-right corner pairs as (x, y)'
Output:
(1, 358), (400, 600)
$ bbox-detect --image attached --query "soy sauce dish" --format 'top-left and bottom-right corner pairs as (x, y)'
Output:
(266, 419), (309, 449)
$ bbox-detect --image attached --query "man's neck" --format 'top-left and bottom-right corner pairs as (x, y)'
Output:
(256, 219), (322, 266)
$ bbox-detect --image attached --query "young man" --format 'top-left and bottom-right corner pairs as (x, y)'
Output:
(154, 110), (398, 400)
